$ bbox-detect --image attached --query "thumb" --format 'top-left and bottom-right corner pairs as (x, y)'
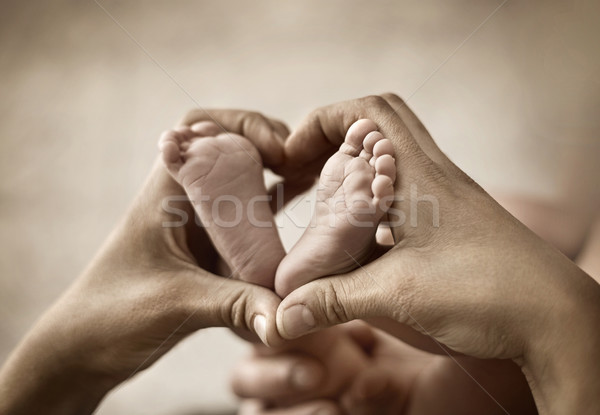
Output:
(178, 109), (287, 167)
(179, 272), (284, 346)
(276, 262), (393, 339)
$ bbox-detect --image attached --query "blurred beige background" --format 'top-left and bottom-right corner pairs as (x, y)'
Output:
(1, 0), (598, 413)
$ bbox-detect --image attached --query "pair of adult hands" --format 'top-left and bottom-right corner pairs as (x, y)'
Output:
(1, 94), (598, 415)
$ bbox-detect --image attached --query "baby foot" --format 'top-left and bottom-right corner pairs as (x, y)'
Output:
(159, 121), (285, 289)
(275, 119), (396, 297)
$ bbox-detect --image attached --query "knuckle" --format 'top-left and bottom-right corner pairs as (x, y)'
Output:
(361, 94), (389, 110)
(319, 280), (352, 324)
(307, 104), (332, 124)
(241, 111), (274, 144)
(381, 92), (404, 103)
(222, 289), (249, 330)
(271, 118), (290, 135)
(245, 110), (268, 127)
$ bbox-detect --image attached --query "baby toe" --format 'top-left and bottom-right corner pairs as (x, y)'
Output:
(373, 138), (395, 158)
(363, 131), (384, 154)
(375, 154), (396, 183)
(341, 119), (378, 156)
(158, 131), (183, 167)
(173, 126), (196, 140)
(372, 175), (395, 209)
(359, 149), (371, 160)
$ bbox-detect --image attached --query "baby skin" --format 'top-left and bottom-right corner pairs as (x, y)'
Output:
(159, 118), (396, 404)
(159, 119), (396, 297)
(159, 119), (396, 294)
(275, 118), (396, 297)
(159, 121), (286, 288)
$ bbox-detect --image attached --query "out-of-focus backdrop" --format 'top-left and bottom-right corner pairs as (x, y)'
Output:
(1, 1), (598, 413)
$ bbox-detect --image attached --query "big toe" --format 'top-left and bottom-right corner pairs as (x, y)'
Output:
(159, 130), (185, 168)
(190, 120), (222, 136)
(340, 119), (378, 156)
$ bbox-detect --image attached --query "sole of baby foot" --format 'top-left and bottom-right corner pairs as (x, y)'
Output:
(275, 119), (396, 297)
(159, 121), (286, 289)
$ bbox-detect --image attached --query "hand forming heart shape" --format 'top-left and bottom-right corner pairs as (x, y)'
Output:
(3, 95), (598, 415)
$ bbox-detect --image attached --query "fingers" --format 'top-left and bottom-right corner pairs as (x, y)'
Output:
(231, 354), (325, 400)
(239, 399), (341, 415)
(284, 94), (421, 168)
(275, 249), (431, 341)
(276, 259), (395, 339)
(178, 271), (284, 346)
(267, 116), (291, 142)
(284, 97), (387, 166)
(178, 108), (288, 167)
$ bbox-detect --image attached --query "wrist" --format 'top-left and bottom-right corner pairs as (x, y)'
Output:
(0, 359), (115, 415)
(0, 307), (119, 414)
(521, 267), (600, 414)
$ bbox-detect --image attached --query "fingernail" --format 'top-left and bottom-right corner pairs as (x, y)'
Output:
(290, 364), (320, 390)
(253, 315), (268, 346)
(281, 304), (315, 338)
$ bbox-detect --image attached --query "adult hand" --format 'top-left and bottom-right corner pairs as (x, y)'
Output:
(234, 323), (535, 415)
(234, 322), (402, 415)
(232, 323), (376, 411)
(0, 109), (290, 415)
(275, 94), (600, 414)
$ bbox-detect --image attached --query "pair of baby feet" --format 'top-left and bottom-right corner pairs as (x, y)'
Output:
(159, 118), (396, 297)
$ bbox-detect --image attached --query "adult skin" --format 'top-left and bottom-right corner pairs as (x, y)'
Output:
(0, 109), (291, 415)
(1, 99), (597, 414)
(235, 322), (535, 415)
(236, 211), (600, 414)
(271, 94), (600, 414)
